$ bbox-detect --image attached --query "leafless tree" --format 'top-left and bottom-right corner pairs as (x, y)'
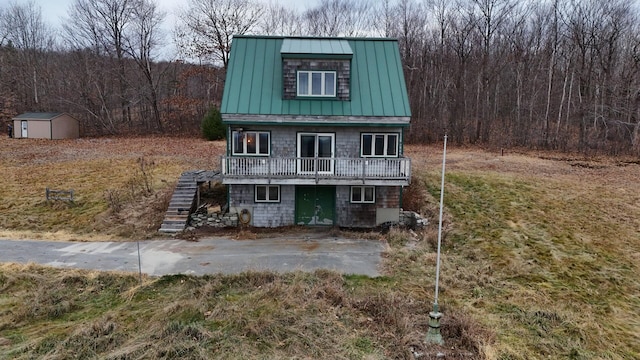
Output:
(560, 0), (637, 152)
(0, 1), (55, 107)
(259, 1), (301, 36)
(0, 0), (638, 153)
(64, 0), (138, 131)
(370, 0), (397, 37)
(125, 0), (166, 131)
(175, 0), (263, 68)
(302, 0), (372, 37)
(465, 0), (518, 142)
(0, 1), (53, 51)
(395, 0), (426, 68)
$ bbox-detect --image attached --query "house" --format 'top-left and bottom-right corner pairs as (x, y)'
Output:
(12, 112), (80, 139)
(220, 36), (411, 228)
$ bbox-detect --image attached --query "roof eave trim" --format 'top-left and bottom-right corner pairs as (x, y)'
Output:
(233, 35), (399, 41)
(222, 114), (411, 127)
(281, 53), (353, 60)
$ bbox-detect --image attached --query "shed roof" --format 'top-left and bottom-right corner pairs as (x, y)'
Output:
(221, 36), (411, 122)
(13, 112), (64, 120)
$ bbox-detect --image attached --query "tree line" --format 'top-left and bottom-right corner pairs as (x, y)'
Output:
(1, 0), (639, 155)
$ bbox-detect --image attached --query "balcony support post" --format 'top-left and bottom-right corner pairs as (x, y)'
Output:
(362, 160), (366, 184)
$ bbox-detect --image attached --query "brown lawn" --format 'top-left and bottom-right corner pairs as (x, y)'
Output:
(0, 136), (639, 357)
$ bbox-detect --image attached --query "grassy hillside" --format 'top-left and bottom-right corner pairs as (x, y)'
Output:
(0, 136), (224, 240)
(1, 136), (639, 358)
(405, 147), (640, 358)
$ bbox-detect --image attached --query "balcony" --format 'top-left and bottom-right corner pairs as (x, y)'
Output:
(221, 157), (411, 186)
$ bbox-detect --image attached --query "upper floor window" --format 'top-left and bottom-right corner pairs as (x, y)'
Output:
(232, 131), (270, 156)
(361, 133), (398, 157)
(297, 71), (336, 97)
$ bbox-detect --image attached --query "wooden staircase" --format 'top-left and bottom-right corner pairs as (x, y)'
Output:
(159, 172), (198, 233)
(159, 170), (221, 234)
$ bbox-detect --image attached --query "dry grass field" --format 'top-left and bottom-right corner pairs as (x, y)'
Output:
(1, 135), (639, 359)
(404, 145), (640, 358)
(0, 136), (225, 240)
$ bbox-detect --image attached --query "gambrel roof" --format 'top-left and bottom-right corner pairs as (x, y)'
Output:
(221, 35), (411, 125)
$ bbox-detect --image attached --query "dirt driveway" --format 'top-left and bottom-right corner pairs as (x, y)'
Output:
(0, 233), (384, 277)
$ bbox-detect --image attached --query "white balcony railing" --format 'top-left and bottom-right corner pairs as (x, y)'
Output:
(221, 156), (411, 182)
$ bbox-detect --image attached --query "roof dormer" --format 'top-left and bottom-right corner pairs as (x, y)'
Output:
(281, 38), (352, 101)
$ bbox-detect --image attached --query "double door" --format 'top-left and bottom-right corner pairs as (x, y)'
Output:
(295, 186), (335, 226)
(297, 133), (334, 174)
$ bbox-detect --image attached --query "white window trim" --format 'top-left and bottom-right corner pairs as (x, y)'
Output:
(351, 186), (375, 204)
(232, 131), (270, 156)
(361, 133), (399, 157)
(297, 70), (337, 97)
(255, 185), (280, 203)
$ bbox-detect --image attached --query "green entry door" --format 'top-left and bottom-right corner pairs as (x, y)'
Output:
(295, 186), (335, 225)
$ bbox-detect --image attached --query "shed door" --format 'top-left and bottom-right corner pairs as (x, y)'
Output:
(295, 186), (335, 226)
(21, 121), (27, 138)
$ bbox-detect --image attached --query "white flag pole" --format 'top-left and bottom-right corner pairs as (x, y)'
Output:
(426, 134), (447, 346)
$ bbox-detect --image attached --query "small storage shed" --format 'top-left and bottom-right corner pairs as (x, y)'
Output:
(12, 112), (80, 139)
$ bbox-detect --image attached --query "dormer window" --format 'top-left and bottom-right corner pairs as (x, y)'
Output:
(297, 71), (336, 97)
(281, 38), (351, 100)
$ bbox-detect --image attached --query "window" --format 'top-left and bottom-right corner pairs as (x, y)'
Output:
(297, 71), (336, 97)
(361, 133), (399, 157)
(255, 185), (280, 202)
(297, 133), (335, 174)
(351, 186), (375, 203)
(232, 131), (270, 156)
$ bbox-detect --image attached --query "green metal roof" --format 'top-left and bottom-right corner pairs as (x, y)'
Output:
(281, 38), (352, 58)
(221, 36), (411, 122)
(13, 112), (63, 120)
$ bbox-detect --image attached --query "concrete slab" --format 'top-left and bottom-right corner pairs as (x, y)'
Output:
(0, 234), (384, 277)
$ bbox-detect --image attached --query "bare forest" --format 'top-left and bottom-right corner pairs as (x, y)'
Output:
(1, 0), (640, 155)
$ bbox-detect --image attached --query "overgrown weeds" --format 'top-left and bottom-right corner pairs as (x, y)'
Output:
(0, 264), (488, 359)
(105, 156), (157, 214)
(402, 175), (430, 213)
(104, 188), (124, 213)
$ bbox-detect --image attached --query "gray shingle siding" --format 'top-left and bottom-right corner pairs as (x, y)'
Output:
(235, 126), (402, 158)
(229, 184), (400, 228)
(227, 125), (404, 228)
(229, 184), (295, 227)
(283, 59), (350, 100)
(336, 185), (401, 227)
(271, 128), (297, 157)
